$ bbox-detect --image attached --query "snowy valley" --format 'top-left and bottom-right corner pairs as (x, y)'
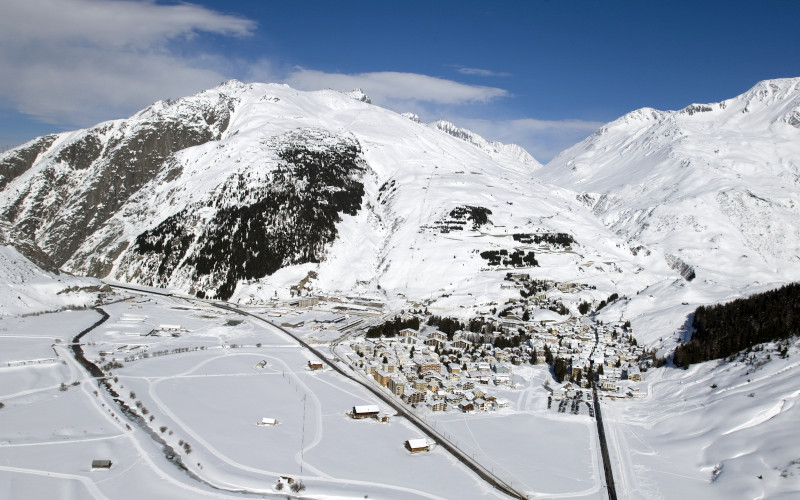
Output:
(1, 78), (799, 499)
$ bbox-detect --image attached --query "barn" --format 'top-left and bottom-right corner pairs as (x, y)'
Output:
(351, 405), (380, 419)
(405, 438), (429, 453)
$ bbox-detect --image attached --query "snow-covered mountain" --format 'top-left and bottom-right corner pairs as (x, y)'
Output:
(539, 78), (800, 300)
(429, 119), (542, 171)
(1, 81), (663, 315)
(2, 77), (799, 345)
(2, 78), (800, 500)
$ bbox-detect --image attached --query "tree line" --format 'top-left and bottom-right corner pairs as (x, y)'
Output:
(674, 283), (800, 367)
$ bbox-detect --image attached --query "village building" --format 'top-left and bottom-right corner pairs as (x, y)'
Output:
(374, 370), (391, 387)
(405, 438), (429, 453)
(428, 401), (447, 412)
(403, 390), (426, 404)
(459, 402), (475, 413)
(387, 376), (405, 396)
(351, 405), (380, 419)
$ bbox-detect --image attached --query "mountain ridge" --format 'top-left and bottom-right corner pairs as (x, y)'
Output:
(538, 77), (800, 298)
(1, 78), (799, 347)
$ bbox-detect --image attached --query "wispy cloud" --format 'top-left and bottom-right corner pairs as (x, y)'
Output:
(456, 67), (512, 78)
(0, 0), (591, 162)
(0, 0), (255, 125)
(282, 68), (509, 106)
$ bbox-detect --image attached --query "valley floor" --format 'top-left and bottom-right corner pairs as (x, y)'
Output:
(0, 293), (604, 499)
(2, 289), (798, 499)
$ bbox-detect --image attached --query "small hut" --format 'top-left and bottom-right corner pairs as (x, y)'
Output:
(405, 439), (429, 453)
(91, 459), (112, 469)
(351, 405), (380, 419)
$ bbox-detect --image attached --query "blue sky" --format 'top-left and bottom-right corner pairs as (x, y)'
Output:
(1, 0), (798, 162)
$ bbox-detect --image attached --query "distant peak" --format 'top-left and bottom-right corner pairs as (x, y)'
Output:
(401, 112), (420, 123)
(737, 77), (800, 107)
(344, 88), (371, 104)
(429, 120), (541, 169)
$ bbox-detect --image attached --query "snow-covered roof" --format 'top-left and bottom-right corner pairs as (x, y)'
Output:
(406, 438), (428, 449)
(353, 405), (380, 414)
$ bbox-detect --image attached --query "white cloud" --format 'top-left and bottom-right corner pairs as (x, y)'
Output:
(0, 0), (255, 125)
(0, 0), (592, 162)
(452, 117), (604, 163)
(456, 67), (512, 78)
(283, 69), (509, 107)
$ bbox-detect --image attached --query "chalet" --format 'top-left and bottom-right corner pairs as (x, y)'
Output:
(451, 339), (472, 350)
(492, 362), (512, 374)
(427, 330), (447, 341)
(257, 417), (278, 426)
(447, 393), (463, 404)
(626, 367), (642, 382)
(354, 343), (374, 356)
(424, 338), (446, 349)
(417, 361), (441, 374)
(91, 460), (112, 469)
(474, 398), (491, 411)
(307, 361), (323, 371)
(399, 335), (418, 345)
(405, 438), (429, 453)
(399, 328), (418, 337)
(601, 380), (619, 392)
(351, 405), (380, 419)
(459, 402), (475, 413)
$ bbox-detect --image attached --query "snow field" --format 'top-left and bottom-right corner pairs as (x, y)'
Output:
(64, 294), (518, 499)
(602, 341), (800, 499)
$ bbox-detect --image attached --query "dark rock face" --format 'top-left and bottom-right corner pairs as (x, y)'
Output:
(0, 135), (58, 190)
(55, 134), (104, 171)
(120, 129), (367, 300)
(0, 96), (234, 268)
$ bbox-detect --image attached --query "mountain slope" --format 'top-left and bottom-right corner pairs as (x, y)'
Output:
(0, 91), (234, 267)
(538, 78), (800, 296)
(0, 244), (107, 316)
(1, 81), (666, 310)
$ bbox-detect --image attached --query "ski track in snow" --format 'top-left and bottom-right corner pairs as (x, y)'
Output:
(0, 465), (111, 500)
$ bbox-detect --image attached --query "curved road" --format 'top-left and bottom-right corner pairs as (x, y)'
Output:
(108, 283), (526, 500)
